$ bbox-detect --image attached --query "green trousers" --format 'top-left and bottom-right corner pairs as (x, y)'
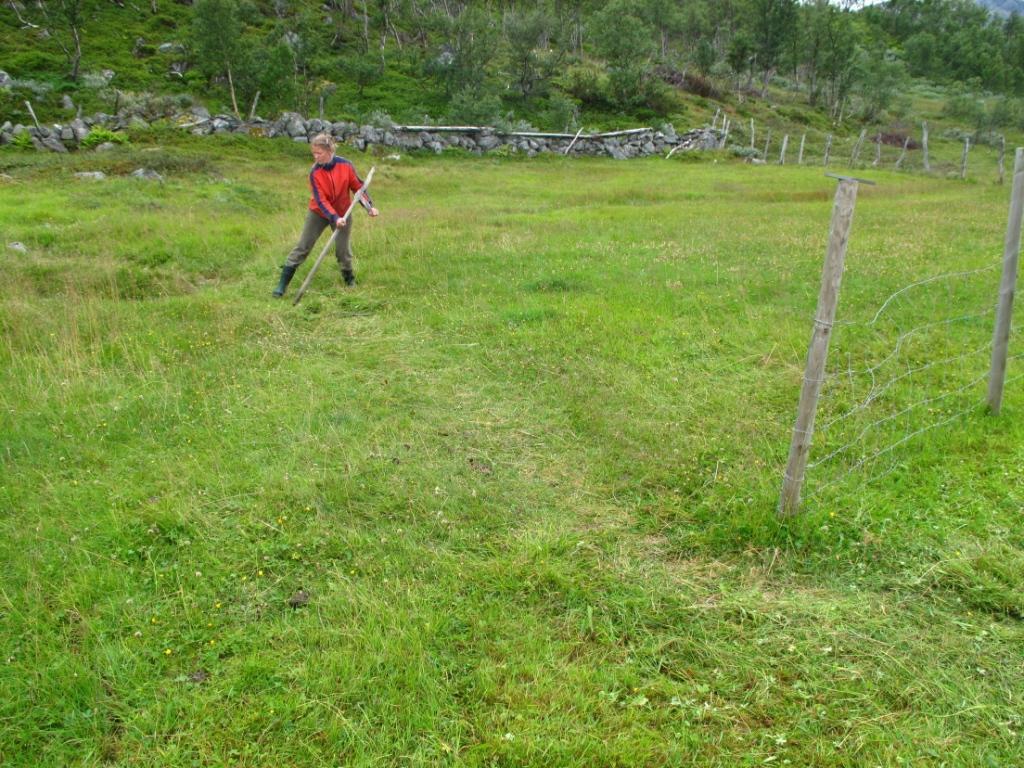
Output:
(285, 210), (354, 273)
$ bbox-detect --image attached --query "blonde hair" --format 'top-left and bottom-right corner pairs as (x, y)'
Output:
(311, 133), (336, 152)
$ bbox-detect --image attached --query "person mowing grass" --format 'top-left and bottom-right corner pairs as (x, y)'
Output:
(273, 133), (379, 297)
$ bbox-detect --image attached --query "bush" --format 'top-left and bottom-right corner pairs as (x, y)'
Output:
(556, 63), (609, 106)
(447, 88), (504, 126)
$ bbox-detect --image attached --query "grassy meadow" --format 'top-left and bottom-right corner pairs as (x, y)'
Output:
(1, 135), (1023, 766)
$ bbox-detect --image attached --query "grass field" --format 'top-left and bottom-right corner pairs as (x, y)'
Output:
(2, 135), (1023, 766)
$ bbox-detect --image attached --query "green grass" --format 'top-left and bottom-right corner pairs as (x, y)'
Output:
(2, 136), (1023, 766)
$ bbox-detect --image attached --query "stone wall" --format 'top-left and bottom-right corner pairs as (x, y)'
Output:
(0, 107), (725, 158)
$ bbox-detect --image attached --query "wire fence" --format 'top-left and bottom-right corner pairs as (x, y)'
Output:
(803, 266), (1016, 506)
(779, 150), (1024, 513)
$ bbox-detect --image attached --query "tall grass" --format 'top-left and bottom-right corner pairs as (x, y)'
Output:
(1, 136), (1022, 766)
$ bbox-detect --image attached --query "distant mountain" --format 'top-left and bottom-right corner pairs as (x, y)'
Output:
(976, 0), (1024, 16)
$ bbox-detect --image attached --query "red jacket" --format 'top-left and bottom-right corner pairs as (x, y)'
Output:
(307, 156), (374, 225)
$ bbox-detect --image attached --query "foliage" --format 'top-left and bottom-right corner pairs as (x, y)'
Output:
(7, 0), (1024, 133)
(80, 127), (128, 149)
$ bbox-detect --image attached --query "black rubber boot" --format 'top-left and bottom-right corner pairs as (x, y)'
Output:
(342, 269), (356, 287)
(273, 265), (297, 297)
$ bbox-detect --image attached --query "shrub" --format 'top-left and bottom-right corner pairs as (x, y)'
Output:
(81, 128), (128, 149)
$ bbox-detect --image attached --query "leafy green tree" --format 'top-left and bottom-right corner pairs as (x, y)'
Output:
(695, 38), (716, 77)
(428, 6), (498, 97)
(749, 0), (797, 96)
(31, 0), (85, 81)
(639, 0), (684, 59)
(192, 0), (244, 116)
(727, 29), (754, 90)
(590, 0), (658, 108)
(503, 7), (560, 100)
(342, 56), (385, 97)
(855, 47), (909, 120)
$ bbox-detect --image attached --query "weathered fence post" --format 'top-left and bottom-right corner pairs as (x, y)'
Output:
(849, 129), (867, 167)
(823, 134), (832, 167)
(872, 133), (881, 167)
(763, 131), (771, 160)
(987, 148), (1024, 415)
(896, 136), (909, 169)
(779, 134), (788, 165)
(798, 133), (806, 165)
(998, 136), (1006, 185)
(750, 118), (756, 150)
(960, 137), (970, 180)
(722, 118), (731, 146)
(779, 175), (865, 516)
(922, 121), (930, 172)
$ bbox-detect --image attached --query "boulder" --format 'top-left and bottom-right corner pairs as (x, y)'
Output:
(69, 118), (89, 141)
(477, 133), (502, 150)
(74, 171), (107, 181)
(8, 242), (28, 254)
(0, 70), (11, 88)
(40, 136), (68, 153)
(282, 112), (306, 138)
(94, 141), (118, 152)
(130, 168), (164, 182)
(61, 95), (75, 111)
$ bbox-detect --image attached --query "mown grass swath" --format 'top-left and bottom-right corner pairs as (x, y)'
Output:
(1, 136), (1022, 766)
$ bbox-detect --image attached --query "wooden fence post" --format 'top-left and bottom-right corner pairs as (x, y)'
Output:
(998, 136), (1006, 185)
(896, 136), (909, 169)
(922, 121), (930, 172)
(798, 133), (806, 165)
(849, 129), (866, 167)
(779, 175), (865, 515)
(987, 148), (1024, 414)
(750, 118), (756, 150)
(872, 133), (881, 167)
(823, 134), (832, 167)
(960, 137), (970, 180)
(779, 134), (788, 165)
(763, 131), (771, 160)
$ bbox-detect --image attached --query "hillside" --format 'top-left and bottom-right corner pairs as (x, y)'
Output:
(3, 0), (1024, 145)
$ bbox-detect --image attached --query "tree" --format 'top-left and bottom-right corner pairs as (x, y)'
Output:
(590, 0), (658, 108)
(854, 47), (909, 120)
(192, 0), (244, 117)
(727, 29), (754, 91)
(503, 7), (560, 100)
(749, 0), (797, 96)
(33, 0), (85, 81)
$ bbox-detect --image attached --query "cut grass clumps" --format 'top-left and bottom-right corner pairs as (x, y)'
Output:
(934, 544), (1024, 618)
(11, 259), (195, 300)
